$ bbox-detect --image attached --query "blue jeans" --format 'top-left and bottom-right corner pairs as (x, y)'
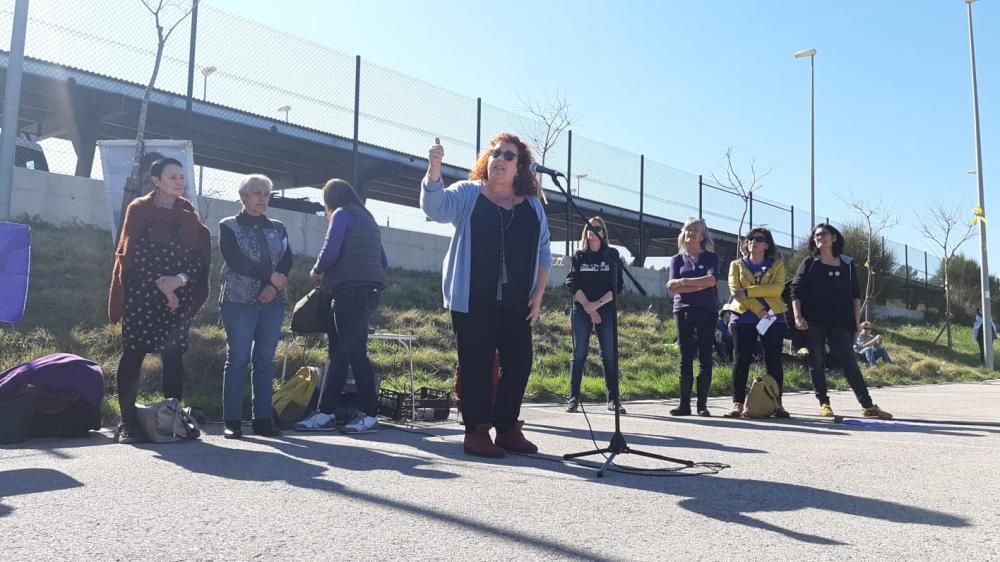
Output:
(863, 347), (892, 365)
(569, 303), (619, 401)
(221, 302), (286, 422)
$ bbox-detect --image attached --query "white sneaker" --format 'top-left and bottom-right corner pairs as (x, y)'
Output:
(342, 413), (378, 434)
(294, 412), (337, 431)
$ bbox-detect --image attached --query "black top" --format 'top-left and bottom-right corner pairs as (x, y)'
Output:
(565, 247), (625, 303)
(219, 212), (293, 282)
(469, 194), (539, 306)
(789, 256), (861, 329)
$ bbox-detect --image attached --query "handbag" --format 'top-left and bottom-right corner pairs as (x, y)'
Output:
(135, 398), (200, 443)
(290, 287), (331, 334)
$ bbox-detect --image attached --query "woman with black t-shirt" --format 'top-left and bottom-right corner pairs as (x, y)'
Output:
(564, 217), (625, 414)
(790, 223), (892, 419)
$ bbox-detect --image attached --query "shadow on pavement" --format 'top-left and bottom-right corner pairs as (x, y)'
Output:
(0, 468), (84, 518)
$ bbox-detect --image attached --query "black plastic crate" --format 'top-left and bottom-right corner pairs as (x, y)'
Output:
(378, 387), (451, 421)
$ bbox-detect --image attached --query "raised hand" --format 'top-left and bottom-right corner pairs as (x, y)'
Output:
(428, 137), (444, 182)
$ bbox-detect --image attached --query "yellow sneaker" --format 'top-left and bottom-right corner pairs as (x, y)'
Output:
(863, 405), (893, 420)
(724, 403), (744, 418)
(819, 403), (835, 417)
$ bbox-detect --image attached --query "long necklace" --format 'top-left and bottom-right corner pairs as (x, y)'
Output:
(497, 202), (516, 300)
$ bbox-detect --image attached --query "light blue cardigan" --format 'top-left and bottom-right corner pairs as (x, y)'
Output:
(420, 177), (553, 313)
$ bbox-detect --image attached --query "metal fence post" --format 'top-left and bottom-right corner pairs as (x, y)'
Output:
(184, 0), (198, 146)
(565, 130), (573, 256)
(698, 175), (703, 219)
(0, 0), (29, 220)
(639, 154), (645, 266)
(352, 55), (361, 188)
(475, 97), (481, 156)
(790, 204), (795, 248)
(904, 244), (910, 309)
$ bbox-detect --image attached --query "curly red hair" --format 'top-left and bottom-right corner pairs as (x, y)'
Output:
(469, 132), (540, 197)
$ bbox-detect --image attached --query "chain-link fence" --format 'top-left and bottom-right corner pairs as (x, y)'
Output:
(2, 0), (946, 309)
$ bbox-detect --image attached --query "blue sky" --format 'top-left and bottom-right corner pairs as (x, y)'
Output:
(208, 0), (998, 269)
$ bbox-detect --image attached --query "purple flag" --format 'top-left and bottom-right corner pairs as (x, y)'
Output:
(0, 222), (30, 323)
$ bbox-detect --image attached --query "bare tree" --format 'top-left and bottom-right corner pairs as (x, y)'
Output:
(710, 148), (772, 249)
(844, 198), (898, 321)
(119, 0), (199, 233)
(520, 93), (580, 196)
(917, 201), (976, 349)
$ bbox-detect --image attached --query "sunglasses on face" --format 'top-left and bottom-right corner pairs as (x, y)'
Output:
(748, 235), (767, 243)
(490, 148), (517, 162)
(590, 225), (604, 233)
(813, 231), (830, 239)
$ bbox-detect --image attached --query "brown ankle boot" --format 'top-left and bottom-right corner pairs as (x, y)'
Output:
(463, 424), (506, 458)
(494, 420), (538, 454)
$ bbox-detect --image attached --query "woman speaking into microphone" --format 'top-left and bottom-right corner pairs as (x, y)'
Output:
(420, 134), (552, 458)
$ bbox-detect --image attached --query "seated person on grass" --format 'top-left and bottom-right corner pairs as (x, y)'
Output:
(854, 321), (892, 366)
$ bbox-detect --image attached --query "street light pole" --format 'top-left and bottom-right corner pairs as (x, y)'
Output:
(575, 173), (588, 198)
(795, 48), (817, 228)
(278, 105), (291, 123)
(965, 0), (992, 369)
(197, 66), (216, 197)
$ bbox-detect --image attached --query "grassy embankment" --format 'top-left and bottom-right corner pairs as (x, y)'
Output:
(2, 221), (995, 422)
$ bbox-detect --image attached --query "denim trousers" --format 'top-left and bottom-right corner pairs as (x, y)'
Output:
(569, 303), (619, 402)
(863, 347), (892, 365)
(221, 301), (286, 421)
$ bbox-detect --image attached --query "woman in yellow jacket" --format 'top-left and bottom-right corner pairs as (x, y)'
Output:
(725, 227), (790, 418)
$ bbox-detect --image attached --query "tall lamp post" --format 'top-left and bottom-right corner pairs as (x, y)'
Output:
(197, 66), (216, 196)
(964, 0), (992, 369)
(575, 173), (588, 198)
(794, 48), (817, 229)
(278, 105), (291, 123)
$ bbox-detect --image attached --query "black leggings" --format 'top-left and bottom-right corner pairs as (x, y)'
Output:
(116, 348), (184, 426)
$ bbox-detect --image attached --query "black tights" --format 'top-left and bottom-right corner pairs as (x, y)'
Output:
(116, 348), (184, 426)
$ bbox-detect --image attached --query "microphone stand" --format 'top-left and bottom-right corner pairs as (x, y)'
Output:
(545, 173), (694, 477)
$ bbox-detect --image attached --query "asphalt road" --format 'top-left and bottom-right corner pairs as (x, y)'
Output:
(3, 382), (999, 561)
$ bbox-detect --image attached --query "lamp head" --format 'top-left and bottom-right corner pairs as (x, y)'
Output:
(201, 66), (217, 77)
(794, 48), (817, 58)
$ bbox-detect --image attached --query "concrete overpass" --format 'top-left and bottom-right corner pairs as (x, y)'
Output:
(1, 52), (745, 263)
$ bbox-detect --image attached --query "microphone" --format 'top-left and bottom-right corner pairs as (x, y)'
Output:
(530, 161), (566, 179)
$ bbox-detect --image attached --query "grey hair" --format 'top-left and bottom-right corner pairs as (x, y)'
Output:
(237, 173), (273, 196)
(677, 217), (715, 253)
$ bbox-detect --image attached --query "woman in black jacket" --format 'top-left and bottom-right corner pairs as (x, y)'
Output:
(564, 217), (625, 414)
(790, 223), (891, 419)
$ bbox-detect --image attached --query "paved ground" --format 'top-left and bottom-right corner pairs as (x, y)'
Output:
(3, 382), (1000, 561)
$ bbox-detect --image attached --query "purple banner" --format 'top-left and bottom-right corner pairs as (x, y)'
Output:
(0, 222), (31, 323)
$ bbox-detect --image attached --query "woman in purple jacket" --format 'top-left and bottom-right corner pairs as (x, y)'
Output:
(294, 179), (387, 435)
(666, 218), (720, 416)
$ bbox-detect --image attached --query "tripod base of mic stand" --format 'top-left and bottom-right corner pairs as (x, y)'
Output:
(563, 431), (694, 478)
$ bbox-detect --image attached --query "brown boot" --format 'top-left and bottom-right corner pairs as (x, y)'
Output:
(463, 424), (506, 458)
(494, 420), (538, 454)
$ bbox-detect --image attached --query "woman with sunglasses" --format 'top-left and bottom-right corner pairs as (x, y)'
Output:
(421, 133), (552, 458)
(564, 217), (625, 414)
(790, 223), (892, 419)
(725, 227), (790, 418)
(666, 218), (720, 416)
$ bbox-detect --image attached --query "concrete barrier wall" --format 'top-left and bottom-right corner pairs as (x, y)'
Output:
(10, 168), (668, 297)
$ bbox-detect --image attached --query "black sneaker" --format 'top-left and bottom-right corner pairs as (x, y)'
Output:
(252, 419), (282, 437)
(115, 422), (145, 444)
(565, 397), (580, 413)
(669, 406), (692, 416)
(223, 421), (242, 440)
(607, 401), (627, 414)
(697, 408), (712, 417)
